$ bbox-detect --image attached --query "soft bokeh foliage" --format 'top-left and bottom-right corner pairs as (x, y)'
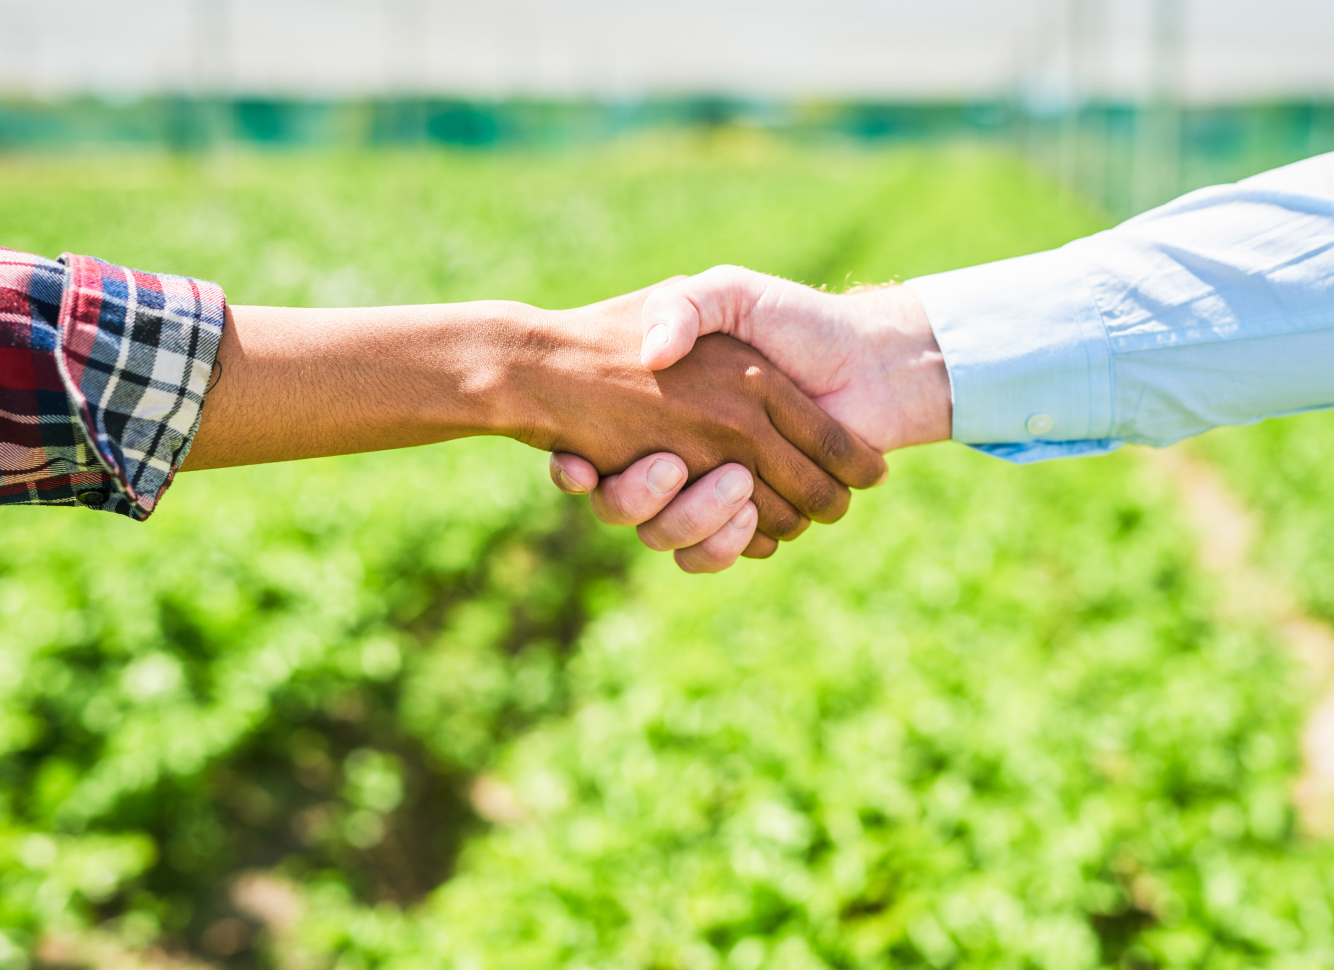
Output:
(2, 135), (1333, 969)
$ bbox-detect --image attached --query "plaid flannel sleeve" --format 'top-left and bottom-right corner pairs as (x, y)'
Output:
(0, 248), (226, 520)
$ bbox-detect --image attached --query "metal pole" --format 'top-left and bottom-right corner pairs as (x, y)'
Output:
(384, 0), (432, 142)
(1059, 0), (1095, 195)
(1133, 0), (1184, 213)
(1076, 0), (1111, 212)
(191, 0), (232, 147)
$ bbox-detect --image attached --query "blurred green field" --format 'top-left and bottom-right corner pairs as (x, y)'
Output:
(3, 135), (1334, 970)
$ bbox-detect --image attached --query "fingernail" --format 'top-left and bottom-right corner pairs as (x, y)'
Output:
(558, 469), (587, 494)
(646, 324), (670, 348)
(728, 503), (757, 530)
(715, 468), (752, 505)
(646, 459), (685, 494)
(875, 467), (890, 486)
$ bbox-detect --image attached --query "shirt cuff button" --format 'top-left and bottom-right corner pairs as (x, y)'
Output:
(77, 489), (110, 507)
(1025, 413), (1055, 437)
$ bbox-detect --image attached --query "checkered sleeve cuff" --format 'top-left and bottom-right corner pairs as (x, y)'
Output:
(0, 250), (226, 520)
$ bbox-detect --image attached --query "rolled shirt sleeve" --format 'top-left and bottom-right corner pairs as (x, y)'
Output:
(0, 249), (226, 519)
(906, 151), (1334, 464)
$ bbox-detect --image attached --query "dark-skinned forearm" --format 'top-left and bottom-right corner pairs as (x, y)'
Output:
(182, 302), (539, 471)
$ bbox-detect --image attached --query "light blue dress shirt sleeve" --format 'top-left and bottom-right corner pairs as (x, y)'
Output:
(905, 151), (1334, 463)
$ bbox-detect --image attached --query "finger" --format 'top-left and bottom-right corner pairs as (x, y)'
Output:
(637, 464), (754, 552)
(751, 477), (810, 542)
(754, 449), (850, 527)
(550, 453), (599, 494)
(640, 264), (770, 370)
(673, 501), (758, 574)
(741, 532), (779, 559)
(588, 452), (688, 527)
(740, 412), (854, 527)
(763, 372), (888, 492)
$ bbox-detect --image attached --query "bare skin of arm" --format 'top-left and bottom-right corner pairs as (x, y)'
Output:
(184, 301), (539, 469)
(183, 287), (887, 565)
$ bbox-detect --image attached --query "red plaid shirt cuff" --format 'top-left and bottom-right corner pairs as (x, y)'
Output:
(0, 248), (226, 520)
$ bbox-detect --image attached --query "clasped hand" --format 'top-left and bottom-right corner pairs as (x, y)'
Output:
(550, 267), (952, 573)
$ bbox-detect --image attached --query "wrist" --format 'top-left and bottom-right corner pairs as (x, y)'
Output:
(843, 284), (952, 451)
(479, 302), (643, 455)
(433, 301), (561, 443)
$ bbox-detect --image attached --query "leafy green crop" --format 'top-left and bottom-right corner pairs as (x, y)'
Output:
(1, 135), (1330, 969)
(1192, 413), (1334, 626)
(289, 444), (1324, 970)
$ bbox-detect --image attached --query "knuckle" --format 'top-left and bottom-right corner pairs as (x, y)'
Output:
(595, 483), (642, 526)
(674, 547), (717, 574)
(845, 460), (884, 491)
(799, 476), (841, 517)
(782, 515), (812, 541)
(763, 504), (805, 540)
(639, 498), (713, 551)
(671, 496), (713, 534)
(815, 422), (854, 466)
(741, 536), (778, 559)
(695, 556), (728, 575)
(636, 522), (671, 552)
(672, 549), (701, 574)
(688, 539), (737, 574)
(844, 447), (887, 490)
(702, 263), (745, 288)
(673, 510), (713, 545)
(817, 490), (852, 524)
(655, 505), (714, 551)
(814, 484), (852, 524)
(588, 492), (613, 523)
(604, 489), (635, 522)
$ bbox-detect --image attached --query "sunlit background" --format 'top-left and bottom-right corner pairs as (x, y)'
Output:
(4, 3), (1334, 969)
(3, 0), (1334, 212)
(7, 0), (1334, 100)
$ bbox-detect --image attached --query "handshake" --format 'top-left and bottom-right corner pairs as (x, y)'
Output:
(60, 160), (1316, 536)
(540, 265), (952, 573)
(187, 265), (951, 571)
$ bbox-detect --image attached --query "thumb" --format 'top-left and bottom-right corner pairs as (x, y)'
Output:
(640, 265), (772, 370)
(549, 453), (599, 494)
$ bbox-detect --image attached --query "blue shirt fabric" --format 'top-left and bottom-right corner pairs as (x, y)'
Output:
(906, 151), (1334, 464)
